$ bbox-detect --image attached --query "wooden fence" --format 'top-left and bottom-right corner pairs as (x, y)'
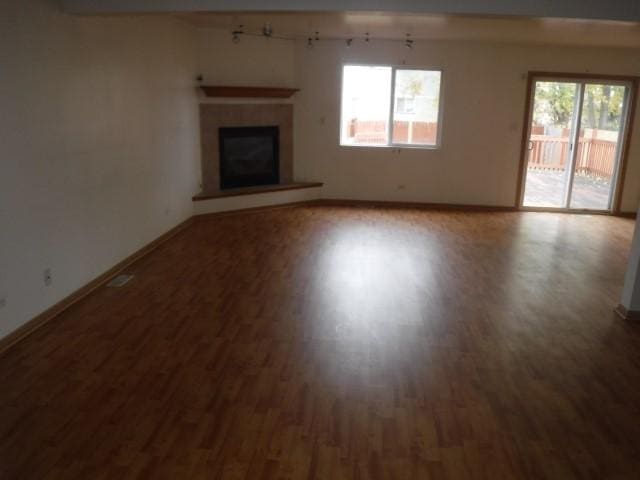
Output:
(528, 134), (618, 178)
(347, 120), (438, 145)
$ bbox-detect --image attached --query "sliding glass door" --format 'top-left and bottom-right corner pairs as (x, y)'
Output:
(521, 77), (631, 212)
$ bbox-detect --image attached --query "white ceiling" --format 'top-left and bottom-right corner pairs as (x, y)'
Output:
(177, 12), (640, 48)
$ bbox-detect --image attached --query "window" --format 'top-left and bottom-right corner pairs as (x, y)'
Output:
(395, 97), (415, 115)
(340, 65), (443, 148)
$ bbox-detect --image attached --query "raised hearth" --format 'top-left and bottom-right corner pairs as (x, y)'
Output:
(192, 182), (323, 201)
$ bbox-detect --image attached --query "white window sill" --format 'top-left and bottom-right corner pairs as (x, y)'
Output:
(339, 143), (440, 151)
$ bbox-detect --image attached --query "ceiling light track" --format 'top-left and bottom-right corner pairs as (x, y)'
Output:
(229, 27), (417, 48)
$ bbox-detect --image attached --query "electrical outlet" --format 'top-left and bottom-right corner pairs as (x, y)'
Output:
(0, 297), (6, 309)
(44, 268), (52, 287)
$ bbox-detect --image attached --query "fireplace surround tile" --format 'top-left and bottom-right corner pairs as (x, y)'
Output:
(199, 104), (293, 193)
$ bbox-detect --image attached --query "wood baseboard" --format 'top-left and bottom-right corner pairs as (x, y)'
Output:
(315, 198), (518, 212)
(614, 304), (640, 321)
(196, 198), (636, 217)
(318, 199), (638, 217)
(0, 217), (194, 357)
(194, 198), (510, 220)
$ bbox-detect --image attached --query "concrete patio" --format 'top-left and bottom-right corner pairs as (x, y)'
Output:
(523, 169), (612, 210)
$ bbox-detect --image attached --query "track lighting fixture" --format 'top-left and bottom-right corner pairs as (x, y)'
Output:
(231, 25), (243, 44)
(405, 34), (413, 49)
(229, 26), (416, 49)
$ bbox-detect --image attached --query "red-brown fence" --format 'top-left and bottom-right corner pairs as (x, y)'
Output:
(575, 139), (617, 178)
(347, 120), (438, 145)
(528, 134), (617, 178)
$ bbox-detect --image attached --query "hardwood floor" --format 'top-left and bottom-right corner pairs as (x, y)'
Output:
(1, 206), (639, 479)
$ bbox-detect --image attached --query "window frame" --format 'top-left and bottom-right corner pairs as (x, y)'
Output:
(339, 63), (445, 150)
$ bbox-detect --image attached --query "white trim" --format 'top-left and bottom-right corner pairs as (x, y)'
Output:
(606, 85), (633, 210)
(564, 82), (585, 208)
(520, 75), (633, 213)
(387, 65), (397, 146)
(519, 84), (537, 208)
(339, 63), (444, 150)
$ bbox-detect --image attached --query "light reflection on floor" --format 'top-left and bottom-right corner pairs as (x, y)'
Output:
(305, 221), (442, 381)
(297, 209), (633, 391)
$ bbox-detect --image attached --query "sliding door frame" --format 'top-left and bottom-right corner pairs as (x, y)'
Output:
(564, 82), (586, 208)
(516, 71), (639, 214)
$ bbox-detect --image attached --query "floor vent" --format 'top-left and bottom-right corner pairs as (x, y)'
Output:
(107, 274), (134, 288)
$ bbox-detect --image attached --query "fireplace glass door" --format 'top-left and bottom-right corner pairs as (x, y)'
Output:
(219, 126), (279, 189)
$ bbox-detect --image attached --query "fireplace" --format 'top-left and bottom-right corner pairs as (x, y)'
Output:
(219, 126), (280, 189)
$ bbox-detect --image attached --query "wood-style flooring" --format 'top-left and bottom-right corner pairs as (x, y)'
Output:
(1, 206), (639, 479)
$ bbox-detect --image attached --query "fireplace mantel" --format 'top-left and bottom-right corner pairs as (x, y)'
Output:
(199, 86), (299, 99)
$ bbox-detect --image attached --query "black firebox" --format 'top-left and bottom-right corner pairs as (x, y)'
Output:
(219, 126), (279, 189)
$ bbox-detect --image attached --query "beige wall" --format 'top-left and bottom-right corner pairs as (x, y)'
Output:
(194, 31), (640, 211)
(293, 39), (640, 211)
(0, 0), (200, 339)
(196, 28), (295, 87)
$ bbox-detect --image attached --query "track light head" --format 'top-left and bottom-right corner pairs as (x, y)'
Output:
(405, 33), (413, 49)
(231, 25), (243, 44)
(346, 38), (353, 48)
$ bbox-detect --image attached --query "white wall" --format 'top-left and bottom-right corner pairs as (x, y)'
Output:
(293, 39), (640, 211)
(0, 0), (200, 339)
(620, 206), (640, 312)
